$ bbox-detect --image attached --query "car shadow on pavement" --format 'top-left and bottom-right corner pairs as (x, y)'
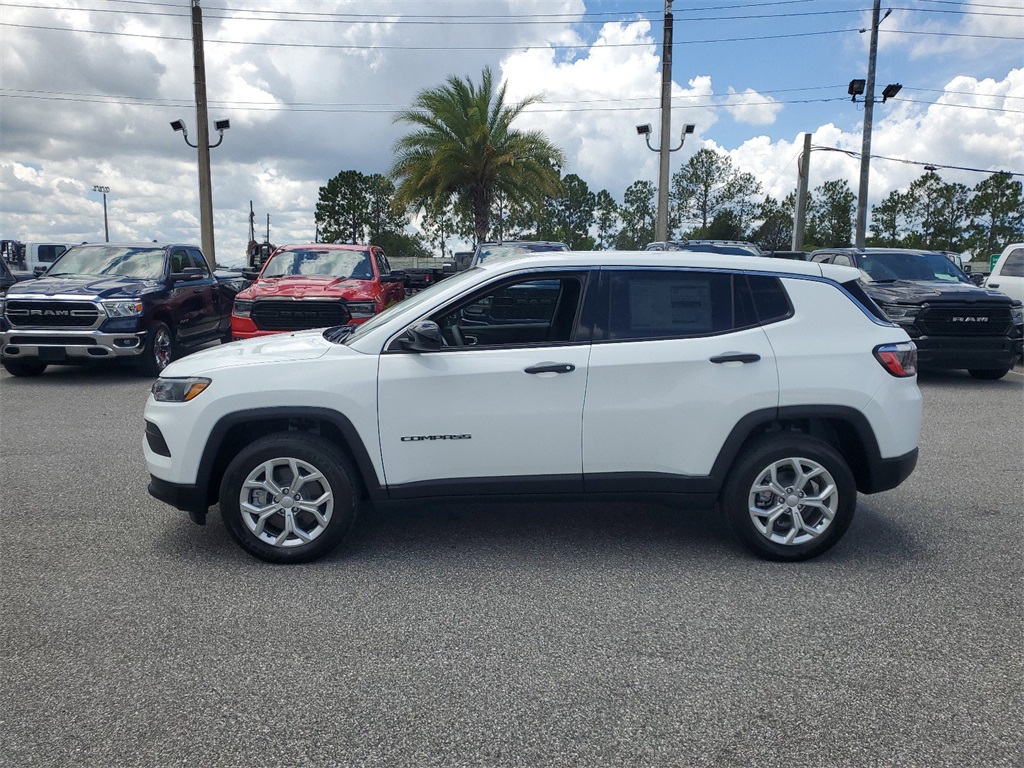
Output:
(152, 494), (922, 568)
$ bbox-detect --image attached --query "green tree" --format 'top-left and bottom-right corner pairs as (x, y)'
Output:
(614, 180), (656, 249)
(549, 173), (596, 248)
(390, 67), (565, 243)
(315, 170), (372, 243)
(366, 174), (408, 244)
(869, 189), (913, 247)
(750, 195), (793, 252)
(968, 172), (1024, 256)
(594, 189), (620, 250)
(671, 149), (762, 237)
(808, 179), (856, 247)
(903, 171), (946, 248)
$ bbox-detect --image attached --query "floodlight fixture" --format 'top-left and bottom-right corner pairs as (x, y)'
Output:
(683, 124), (695, 135)
(848, 79), (866, 101)
(170, 119), (186, 132)
(881, 83), (902, 103)
(636, 124), (652, 136)
(214, 119), (231, 132)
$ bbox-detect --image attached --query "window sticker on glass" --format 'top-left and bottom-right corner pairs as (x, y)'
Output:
(630, 279), (712, 333)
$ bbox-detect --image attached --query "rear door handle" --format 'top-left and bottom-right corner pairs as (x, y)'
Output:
(525, 362), (576, 374)
(709, 353), (761, 364)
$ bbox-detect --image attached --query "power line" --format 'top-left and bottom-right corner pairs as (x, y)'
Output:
(811, 145), (1024, 177)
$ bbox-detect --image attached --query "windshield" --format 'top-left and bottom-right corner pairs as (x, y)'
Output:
(47, 245), (166, 279)
(860, 251), (970, 283)
(337, 267), (484, 344)
(474, 243), (568, 265)
(261, 248), (373, 280)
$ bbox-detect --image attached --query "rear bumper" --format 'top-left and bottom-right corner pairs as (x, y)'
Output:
(861, 448), (918, 494)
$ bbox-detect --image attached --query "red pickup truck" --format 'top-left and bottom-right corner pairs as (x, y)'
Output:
(231, 243), (405, 340)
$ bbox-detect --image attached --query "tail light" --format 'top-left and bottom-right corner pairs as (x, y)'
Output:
(873, 342), (917, 377)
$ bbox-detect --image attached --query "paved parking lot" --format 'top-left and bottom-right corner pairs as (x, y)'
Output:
(1, 363), (1021, 767)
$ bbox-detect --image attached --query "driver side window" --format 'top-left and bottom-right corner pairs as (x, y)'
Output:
(432, 274), (587, 349)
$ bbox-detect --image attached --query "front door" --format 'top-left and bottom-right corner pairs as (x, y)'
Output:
(377, 272), (592, 496)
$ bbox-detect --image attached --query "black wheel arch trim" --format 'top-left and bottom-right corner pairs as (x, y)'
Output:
(192, 406), (386, 511)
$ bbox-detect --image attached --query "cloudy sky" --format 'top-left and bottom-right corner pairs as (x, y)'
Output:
(1, 0), (1022, 264)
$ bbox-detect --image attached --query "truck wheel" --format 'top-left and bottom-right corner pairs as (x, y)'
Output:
(219, 432), (360, 564)
(967, 368), (1010, 380)
(138, 321), (174, 376)
(2, 359), (47, 377)
(722, 435), (856, 562)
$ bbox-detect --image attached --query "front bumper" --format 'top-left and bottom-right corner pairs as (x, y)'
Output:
(912, 334), (1019, 370)
(148, 475), (209, 524)
(1, 328), (146, 362)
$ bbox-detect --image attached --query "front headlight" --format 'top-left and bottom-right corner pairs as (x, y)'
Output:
(1011, 304), (1023, 325)
(233, 299), (253, 317)
(880, 303), (920, 323)
(103, 300), (144, 318)
(151, 377), (211, 402)
(345, 301), (377, 318)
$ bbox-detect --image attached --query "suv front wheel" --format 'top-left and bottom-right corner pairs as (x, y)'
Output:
(219, 432), (360, 563)
(723, 435), (856, 561)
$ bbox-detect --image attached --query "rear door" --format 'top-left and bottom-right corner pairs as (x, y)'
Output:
(582, 268), (780, 488)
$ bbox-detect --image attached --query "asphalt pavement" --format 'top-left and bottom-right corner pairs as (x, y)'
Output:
(1, 363), (1021, 767)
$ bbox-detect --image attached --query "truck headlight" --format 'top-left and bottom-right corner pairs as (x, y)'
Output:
(880, 303), (919, 324)
(345, 301), (376, 318)
(152, 377), (211, 402)
(233, 299), (253, 318)
(1011, 304), (1023, 326)
(103, 300), (144, 318)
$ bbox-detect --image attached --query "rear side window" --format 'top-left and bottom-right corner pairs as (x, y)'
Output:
(38, 245), (68, 263)
(603, 270), (759, 341)
(841, 279), (891, 323)
(999, 248), (1024, 278)
(747, 274), (792, 324)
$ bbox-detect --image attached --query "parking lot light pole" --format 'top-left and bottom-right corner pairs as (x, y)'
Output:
(92, 185), (110, 242)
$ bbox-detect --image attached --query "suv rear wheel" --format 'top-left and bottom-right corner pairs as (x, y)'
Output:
(723, 435), (856, 561)
(219, 432), (360, 563)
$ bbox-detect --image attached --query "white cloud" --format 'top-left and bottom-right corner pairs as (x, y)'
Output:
(723, 88), (782, 126)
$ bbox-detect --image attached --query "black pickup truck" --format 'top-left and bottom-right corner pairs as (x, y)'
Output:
(0, 243), (244, 377)
(811, 248), (1024, 380)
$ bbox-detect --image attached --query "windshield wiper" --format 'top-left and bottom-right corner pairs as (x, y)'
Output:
(323, 325), (355, 343)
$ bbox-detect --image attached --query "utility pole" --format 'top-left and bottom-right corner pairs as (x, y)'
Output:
(656, 0), (674, 242)
(191, 0), (216, 267)
(93, 185), (110, 242)
(792, 134), (811, 251)
(855, 0), (882, 249)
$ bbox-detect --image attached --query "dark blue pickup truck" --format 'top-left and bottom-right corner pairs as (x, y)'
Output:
(0, 243), (246, 377)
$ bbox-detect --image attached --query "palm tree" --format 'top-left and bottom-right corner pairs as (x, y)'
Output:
(390, 67), (565, 244)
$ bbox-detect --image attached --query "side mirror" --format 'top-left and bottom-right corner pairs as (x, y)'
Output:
(171, 266), (206, 282)
(397, 320), (443, 352)
(962, 264), (972, 273)
(33, 266), (48, 276)
(242, 267), (259, 280)
(382, 269), (407, 284)
(969, 273), (985, 286)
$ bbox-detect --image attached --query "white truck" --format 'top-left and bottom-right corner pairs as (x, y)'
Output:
(1, 240), (77, 277)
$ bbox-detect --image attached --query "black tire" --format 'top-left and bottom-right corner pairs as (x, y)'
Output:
(138, 321), (174, 377)
(219, 432), (360, 564)
(967, 368), (1010, 380)
(2, 359), (47, 377)
(722, 434), (857, 562)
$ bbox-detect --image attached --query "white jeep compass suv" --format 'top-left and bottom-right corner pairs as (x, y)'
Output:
(144, 251), (922, 563)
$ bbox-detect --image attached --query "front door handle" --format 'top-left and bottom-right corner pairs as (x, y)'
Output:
(709, 353), (761, 364)
(525, 362), (576, 374)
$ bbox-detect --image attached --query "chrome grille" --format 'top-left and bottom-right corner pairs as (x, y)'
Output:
(5, 300), (101, 328)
